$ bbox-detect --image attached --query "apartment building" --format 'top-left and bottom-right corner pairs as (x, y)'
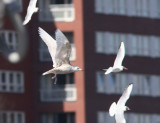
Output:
(1, 0), (160, 123)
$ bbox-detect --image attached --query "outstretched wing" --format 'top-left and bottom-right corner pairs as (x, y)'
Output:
(117, 83), (133, 106)
(38, 27), (57, 67)
(54, 29), (71, 66)
(23, 0), (38, 25)
(113, 42), (125, 67)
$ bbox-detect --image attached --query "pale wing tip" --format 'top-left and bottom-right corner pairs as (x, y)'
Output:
(128, 83), (133, 90)
(42, 72), (46, 75)
(23, 20), (27, 25)
(38, 27), (44, 36)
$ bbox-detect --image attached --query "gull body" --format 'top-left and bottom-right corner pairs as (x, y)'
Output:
(109, 84), (133, 123)
(104, 42), (127, 75)
(38, 27), (82, 84)
(23, 0), (38, 25)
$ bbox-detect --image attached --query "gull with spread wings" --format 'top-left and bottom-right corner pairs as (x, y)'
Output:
(38, 27), (82, 84)
(23, 0), (38, 25)
(103, 42), (127, 75)
(109, 83), (133, 123)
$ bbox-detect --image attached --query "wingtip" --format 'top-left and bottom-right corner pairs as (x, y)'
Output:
(22, 21), (27, 25)
(38, 27), (43, 35)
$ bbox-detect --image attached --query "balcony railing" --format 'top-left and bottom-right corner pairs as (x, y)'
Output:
(39, 4), (75, 22)
(40, 85), (77, 102)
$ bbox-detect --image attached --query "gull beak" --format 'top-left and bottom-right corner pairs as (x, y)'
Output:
(127, 107), (131, 111)
(123, 66), (128, 70)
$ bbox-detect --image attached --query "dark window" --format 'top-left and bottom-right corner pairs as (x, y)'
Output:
(50, 0), (72, 4)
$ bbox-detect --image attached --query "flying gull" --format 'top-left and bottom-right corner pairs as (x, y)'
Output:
(103, 42), (127, 74)
(109, 83), (133, 123)
(38, 27), (82, 84)
(23, 0), (38, 25)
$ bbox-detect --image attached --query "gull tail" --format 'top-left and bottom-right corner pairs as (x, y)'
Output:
(42, 69), (54, 75)
(109, 102), (117, 117)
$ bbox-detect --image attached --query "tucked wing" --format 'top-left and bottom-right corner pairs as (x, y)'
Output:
(23, 0), (38, 25)
(54, 29), (71, 66)
(117, 84), (133, 106)
(113, 42), (125, 68)
(115, 112), (126, 123)
(38, 27), (57, 67)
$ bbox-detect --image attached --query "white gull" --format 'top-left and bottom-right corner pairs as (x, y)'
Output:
(109, 83), (133, 123)
(103, 42), (127, 75)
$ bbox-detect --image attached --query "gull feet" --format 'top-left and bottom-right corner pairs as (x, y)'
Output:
(51, 74), (57, 84)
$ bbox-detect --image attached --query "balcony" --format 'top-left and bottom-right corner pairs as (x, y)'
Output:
(39, 4), (75, 22)
(40, 85), (77, 102)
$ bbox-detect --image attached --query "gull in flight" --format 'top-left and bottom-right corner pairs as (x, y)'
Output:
(103, 42), (127, 75)
(23, 0), (38, 25)
(38, 27), (82, 84)
(109, 83), (133, 123)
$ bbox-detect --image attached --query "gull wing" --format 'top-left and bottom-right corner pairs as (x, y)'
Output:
(54, 29), (71, 66)
(38, 27), (57, 67)
(23, 0), (38, 25)
(115, 112), (126, 123)
(117, 84), (133, 106)
(109, 102), (117, 117)
(113, 42), (125, 68)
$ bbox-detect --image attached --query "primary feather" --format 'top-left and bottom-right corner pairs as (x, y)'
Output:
(38, 27), (71, 68)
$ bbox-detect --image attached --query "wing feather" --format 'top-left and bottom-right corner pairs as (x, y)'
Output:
(23, 0), (38, 25)
(113, 42), (125, 67)
(38, 28), (72, 68)
(38, 27), (57, 67)
(54, 29), (71, 66)
(117, 84), (133, 106)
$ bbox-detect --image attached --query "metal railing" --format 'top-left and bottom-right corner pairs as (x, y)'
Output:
(40, 85), (77, 102)
(39, 4), (75, 22)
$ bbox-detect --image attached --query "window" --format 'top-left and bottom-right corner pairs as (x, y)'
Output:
(0, 111), (25, 123)
(95, 0), (160, 19)
(50, 0), (72, 4)
(95, 31), (160, 58)
(0, 70), (24, 93)
(41, 112), (75, 123)
(39, 32), (76, 62)
(96, 72), (160, 97)
(97, 112), (160, 123)
(40, 74), (76, 102)
(0, 31), (18, 51)
(39, 0), (74, 22)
